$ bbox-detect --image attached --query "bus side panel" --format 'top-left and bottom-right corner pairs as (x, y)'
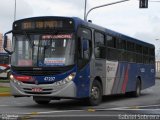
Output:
(104, 61), (155, 94)
(147, 64), (155, 88)
(125, 63), (139, 93)
(110, 62), (136, 94)
(75, 64), (90, 98)
(91, 60), (107, 95)
(139, 64), (155, 90)
(126, 63), (155, 92)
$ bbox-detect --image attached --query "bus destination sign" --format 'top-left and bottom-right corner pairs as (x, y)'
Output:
(14, 19), (74, 30)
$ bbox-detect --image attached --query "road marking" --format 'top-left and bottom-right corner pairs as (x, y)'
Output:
(131, 104), (160, 108)
(1, 104), (160, 115)
(30, 112), (39, 115)
(22, 114), (118, 118)
(0, 105), (9, 107)
(94, 104), (160, 111)
(26, 110), (84, 115)
(87, 108), (96, 112)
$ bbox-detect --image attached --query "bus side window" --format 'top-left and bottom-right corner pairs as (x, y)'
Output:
(77, 27), (92, 69)
(82, 39), (90, 60)
(94, 31), (105, 59)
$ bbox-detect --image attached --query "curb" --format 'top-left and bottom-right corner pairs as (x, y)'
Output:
(0, 92), (11, 97)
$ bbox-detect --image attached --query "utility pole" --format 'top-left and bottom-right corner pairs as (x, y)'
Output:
(84, 0), (87, 20)
(14, 0), (17, 21)
(84, 0), (130, 21)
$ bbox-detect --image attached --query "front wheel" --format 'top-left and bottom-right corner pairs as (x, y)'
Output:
(87, 80), (102, 106)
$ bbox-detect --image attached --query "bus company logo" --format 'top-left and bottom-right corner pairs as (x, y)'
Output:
(151, 69), (154, 73)
(140, 68), (145, 73)
(107, 66), (115, 72)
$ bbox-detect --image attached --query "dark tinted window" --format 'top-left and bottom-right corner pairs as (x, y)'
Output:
(143, 47), (148, 55)
(136, 44), (142, 53)
(107, 48), (119, 60)
(94, 31), (106, 59)
(127, 41), (135, 52)
(78, 27), (91, 40)
(95, 32), (105, 46)
(106, 35), (116, 48)
(117, 39), (126, 50)
(149, 48), (155, 56)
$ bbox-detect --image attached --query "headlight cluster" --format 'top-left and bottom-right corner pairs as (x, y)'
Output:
(53, 72), (76, 86)
(10, 75), (21, 85)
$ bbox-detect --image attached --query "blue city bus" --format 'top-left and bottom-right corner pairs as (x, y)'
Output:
(0, 53), (10, 79)
(3, 16), (155, 105)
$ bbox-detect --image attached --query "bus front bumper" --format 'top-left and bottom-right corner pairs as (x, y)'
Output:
(10, 80), (77, 98)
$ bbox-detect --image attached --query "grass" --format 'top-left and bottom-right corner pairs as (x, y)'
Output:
(0, 79), (10, 83)
(0, 86), (10, 93)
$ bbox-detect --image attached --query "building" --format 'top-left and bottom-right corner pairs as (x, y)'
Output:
(156, 61), (160, 72)
(156, 61), (160, 78)
(0, 33), (11, 53)
(0, 33), (4, 52)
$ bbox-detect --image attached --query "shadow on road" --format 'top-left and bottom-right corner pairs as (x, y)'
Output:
(20, 93), (151, 110)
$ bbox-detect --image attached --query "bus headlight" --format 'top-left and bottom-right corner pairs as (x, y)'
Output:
(53, 72), (76, 86)
(10, 74), (14, 80)
(10, 74), (21, 85)
(65, 72), (76, 82)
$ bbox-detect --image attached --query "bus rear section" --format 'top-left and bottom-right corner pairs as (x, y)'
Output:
(103, 60), (155, 95)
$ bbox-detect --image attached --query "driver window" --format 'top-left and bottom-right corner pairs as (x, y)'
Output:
(77, 27), (92, 69)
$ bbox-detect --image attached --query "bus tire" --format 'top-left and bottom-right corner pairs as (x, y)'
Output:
(87, 80), (102, 106)
(129, 79), (141, 97)
(33, 97), (51, 105)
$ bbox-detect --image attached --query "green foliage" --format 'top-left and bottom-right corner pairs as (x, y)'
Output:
(0, 87), (10, 93)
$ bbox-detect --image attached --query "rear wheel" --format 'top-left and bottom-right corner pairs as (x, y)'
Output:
(33, 97), (51, 105)
(87, 80), (102, 106)
(127, 79), (141, 97)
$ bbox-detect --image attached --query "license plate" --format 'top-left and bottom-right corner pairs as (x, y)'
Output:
(32, 88), (43, 92)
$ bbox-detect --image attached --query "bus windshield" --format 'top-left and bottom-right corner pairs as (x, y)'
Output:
(12, 33), (75, 67)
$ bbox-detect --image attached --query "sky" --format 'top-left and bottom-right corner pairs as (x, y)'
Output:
(0, 0), (160, 59)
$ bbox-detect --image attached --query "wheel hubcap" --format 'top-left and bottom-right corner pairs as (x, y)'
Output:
(91, 86), (99, 100)
(137, 85), (140, 95)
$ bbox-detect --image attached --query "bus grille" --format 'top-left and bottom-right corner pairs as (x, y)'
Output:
(16, 70), (62, 76)
(23, 88), (53, 94)
(12, 65), (74, 76)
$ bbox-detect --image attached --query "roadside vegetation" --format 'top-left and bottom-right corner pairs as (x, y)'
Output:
(0, 78), (10, 93)
(0, 86), (10, 93)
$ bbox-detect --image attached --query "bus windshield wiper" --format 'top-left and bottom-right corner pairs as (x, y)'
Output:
(23, 31), (33, 47)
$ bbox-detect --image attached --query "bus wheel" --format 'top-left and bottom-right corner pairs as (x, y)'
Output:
(87, 80), (102, 106)
(129, 79), (141, 97)
(33, 97), (51, 105)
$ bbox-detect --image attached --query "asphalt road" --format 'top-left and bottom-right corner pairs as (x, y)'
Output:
(0, 80), (160, 120)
